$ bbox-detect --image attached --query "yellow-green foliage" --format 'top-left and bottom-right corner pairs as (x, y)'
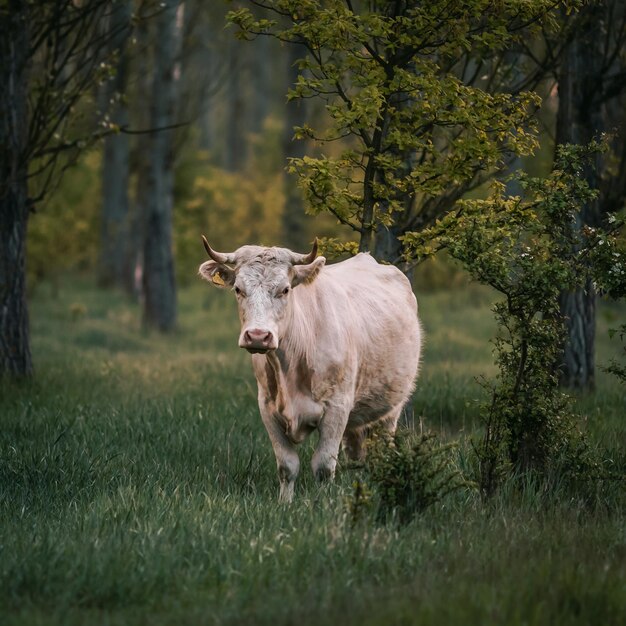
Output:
(27, 151), (101, 288)
(26, 132), (290, 290)
(174, 162), (285, 285)
(174, 115), (297, 284)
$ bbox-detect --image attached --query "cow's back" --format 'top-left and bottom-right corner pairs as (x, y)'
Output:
(313, 254), (421, 424)
(323, 253), (419, 341)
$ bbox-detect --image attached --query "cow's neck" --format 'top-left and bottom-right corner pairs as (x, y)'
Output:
(266, 343), (311, 376)
(264, 283), (321, 424)
(278, 280), (319, 368)
(265, 350), (287, 413)
(265, 344), (320, 438)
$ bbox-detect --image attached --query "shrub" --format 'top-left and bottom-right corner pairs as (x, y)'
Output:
(404, 142), (625, 498)
(347, 429), (469, 525)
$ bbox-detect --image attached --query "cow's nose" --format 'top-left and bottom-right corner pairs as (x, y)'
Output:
(243, 328), (273, 350)
(244, 328), (272, 343)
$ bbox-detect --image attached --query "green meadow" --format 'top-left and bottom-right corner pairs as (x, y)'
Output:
(1, 279), (624, 625)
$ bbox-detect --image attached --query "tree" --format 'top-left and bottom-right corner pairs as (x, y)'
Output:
(0, 0), (133, 377)
(0, 1), (31, 376)
(98, 0), (133, 291)
(141, 0), (183, 331)
(224, 35), (247, 171)
(178, 1), (223, 155)
(229, 1), (565, 263)
(129, 8), (153, 300)
(554, 0), (626, 390)
(282, 42), (309, 249)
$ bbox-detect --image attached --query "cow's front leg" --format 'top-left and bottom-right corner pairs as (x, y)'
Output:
(260, 405), (300, 503)
(312, 401), (350, 482)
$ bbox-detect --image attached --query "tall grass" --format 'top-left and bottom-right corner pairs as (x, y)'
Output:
(1, 278), (624, 625)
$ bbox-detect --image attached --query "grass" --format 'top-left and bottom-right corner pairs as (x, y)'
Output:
(1, 277), (624, 625)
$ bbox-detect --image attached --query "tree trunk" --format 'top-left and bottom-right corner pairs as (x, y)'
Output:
(98, 0), (132, 291)
(555, 5), (604, 391)
(282, 43), (308, 250)
(558, 278), (596, 390)
(601, 95), (626, 216)
(128, 12), (152, 300)
(224, 37), (246, 171)
(0, 2), (32, 377)
(250, 33), (270, 136)
(373, 222), (412, 273)
(373, 92), (415, 277)
(142, 0), (181, 332)
(191, 5), (213, 154)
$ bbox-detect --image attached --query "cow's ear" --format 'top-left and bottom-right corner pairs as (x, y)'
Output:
(198, 261), (235, 288)
(292, 256), (326, 287)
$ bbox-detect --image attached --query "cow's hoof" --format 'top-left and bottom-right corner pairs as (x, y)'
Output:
(314, 466), (334, 482)
(279, 480), (295, 503)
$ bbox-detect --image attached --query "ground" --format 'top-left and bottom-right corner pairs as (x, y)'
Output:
(0, 278), (624, 625)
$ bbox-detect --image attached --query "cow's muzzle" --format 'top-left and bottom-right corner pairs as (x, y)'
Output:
(240, 328), (277, 353)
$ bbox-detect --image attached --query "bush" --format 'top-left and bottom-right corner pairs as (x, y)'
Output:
(347, 429), (469, 525)
(404, 142), (625, 498)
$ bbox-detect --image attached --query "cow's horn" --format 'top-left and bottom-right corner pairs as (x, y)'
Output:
(202, 236), (235, 265)
(291, 238), (318, 265)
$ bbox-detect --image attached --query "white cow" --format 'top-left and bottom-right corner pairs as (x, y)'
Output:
(199, 238), (422, 502)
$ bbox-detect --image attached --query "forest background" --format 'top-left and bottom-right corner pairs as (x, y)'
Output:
(0, 0), (619, 382)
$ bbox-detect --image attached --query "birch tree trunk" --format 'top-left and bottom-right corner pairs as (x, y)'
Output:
(98, 0), (132, 290)
(0, 1), (32, 377)
(555, 6), (604, 391)
(142, 0), (181, 331)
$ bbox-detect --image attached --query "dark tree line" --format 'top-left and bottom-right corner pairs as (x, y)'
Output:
(97, 1), (314, 328)
(98, 0), (133, 290)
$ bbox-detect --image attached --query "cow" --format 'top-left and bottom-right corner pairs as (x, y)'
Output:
(199, 238), (422, 502)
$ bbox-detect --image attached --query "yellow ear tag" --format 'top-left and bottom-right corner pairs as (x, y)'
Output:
(212, 272), (225, 286)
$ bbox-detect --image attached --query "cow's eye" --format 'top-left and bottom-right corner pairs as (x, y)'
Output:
(282, 286), (290, 295)
(234, 286), (243, 296)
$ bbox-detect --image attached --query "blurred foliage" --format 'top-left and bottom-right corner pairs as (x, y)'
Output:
(27, 150), (101, 290)
(175, 168), (284, 286)
(30, 112), (470, 291)
(412, 251), (469, 292)
(27, 119), (288, 290)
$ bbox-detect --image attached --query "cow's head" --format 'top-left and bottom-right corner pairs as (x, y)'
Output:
(199, 238), (326, 353)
